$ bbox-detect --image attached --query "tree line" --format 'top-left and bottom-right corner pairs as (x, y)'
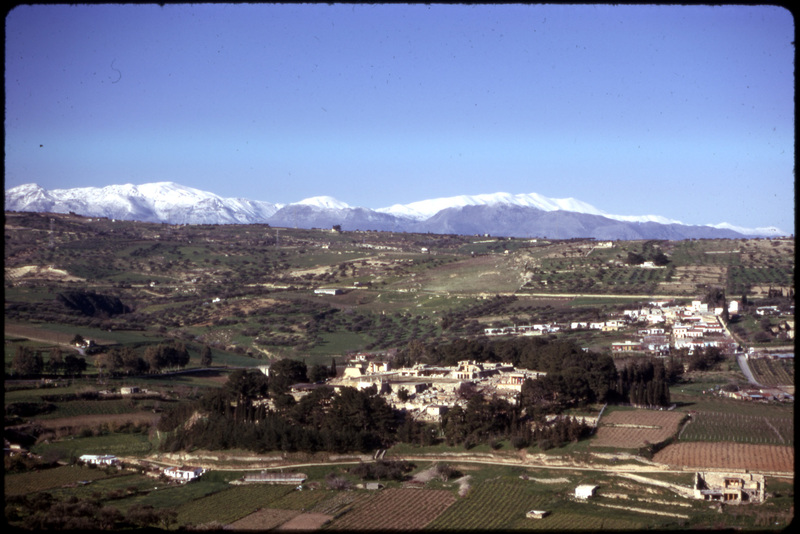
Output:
(157, 335), (680, 455)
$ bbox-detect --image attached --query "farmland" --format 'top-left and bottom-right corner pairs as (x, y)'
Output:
(653, 442), (794, 472)
(590, 409), (686, 449)
(748, 357), (795, 386)
(677, 411), (794, 446)
(327, 488), (455, 530)
(5, 465), (114, 497)
(173, 484), (296, 527)
(4, 212), (795, 530)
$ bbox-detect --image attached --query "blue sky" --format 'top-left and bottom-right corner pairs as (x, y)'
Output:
(4, 3), (794, 233)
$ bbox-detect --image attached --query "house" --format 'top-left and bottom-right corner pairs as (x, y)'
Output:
(611, 341), (642, 352)
(424, 404), (450, 419)
(80, 454), (119, 466)
(74, 338), (96, 349)
(164, 465), (205, 481)
(575, 484), (598, 499)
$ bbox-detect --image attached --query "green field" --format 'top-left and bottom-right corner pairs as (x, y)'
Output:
(678, 411), (794, 446)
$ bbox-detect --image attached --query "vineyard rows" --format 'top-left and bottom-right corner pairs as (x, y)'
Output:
(175, 484), (294, 526)
(679, 411), (793, 446)
(427, 479), (547, 530)
(327, 488), (455, 530)
(747, 358), (794, 387)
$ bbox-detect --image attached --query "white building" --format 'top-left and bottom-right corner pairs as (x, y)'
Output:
(575, 484), (598, 499)
(164, 465), (205, 481)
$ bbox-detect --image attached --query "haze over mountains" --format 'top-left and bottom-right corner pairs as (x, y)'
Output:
(5, 182), (784, 240)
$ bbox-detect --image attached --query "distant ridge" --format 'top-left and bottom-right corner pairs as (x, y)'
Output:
(4, 182), (784, 240)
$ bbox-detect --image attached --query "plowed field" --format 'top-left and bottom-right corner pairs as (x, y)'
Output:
(592, 409), (686, 448)
(653, 442), (794, 472)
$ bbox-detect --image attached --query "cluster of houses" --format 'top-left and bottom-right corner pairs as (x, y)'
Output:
(719, 387), (794, 403)
(485, 299), (750, 357)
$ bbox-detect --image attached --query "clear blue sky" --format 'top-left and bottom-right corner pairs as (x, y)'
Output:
(4, 4), (795, 233)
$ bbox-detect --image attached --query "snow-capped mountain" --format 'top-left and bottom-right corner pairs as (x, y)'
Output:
(5, 182), (282, 225)
(377, 192), (606, 221)
(292, 196), (352, 210)
(4, 182), (785, 239)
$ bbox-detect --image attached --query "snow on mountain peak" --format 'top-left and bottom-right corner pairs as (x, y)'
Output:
(376, 191), (607, 220)
(293, 196), (351, 210)
(5, 182), (785, 237)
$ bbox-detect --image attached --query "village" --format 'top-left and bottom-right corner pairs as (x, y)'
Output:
(55, 295), (791, 501)
(307, 297), (793, 422)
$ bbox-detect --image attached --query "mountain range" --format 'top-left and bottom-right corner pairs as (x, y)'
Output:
(4, 182), (784, 240)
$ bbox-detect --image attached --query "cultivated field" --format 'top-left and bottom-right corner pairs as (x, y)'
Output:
(678, 411), (794, 446)
(5, 465), (113, 497)
(274, 512), (333, 530)
(653, 442), (794, 472)
(591, 409), (686, 449)
(227, 508), (301, 530)
(427, 477), (646, 531)
(174, 484), (295, 527)
(326, 488), (456, 530)
(747, 358), (795, 387)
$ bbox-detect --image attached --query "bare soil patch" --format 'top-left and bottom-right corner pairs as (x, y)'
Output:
(274, 512), (333, 531)
(6, 265), (84, 282)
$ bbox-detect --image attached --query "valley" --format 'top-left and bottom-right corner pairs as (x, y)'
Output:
(4, 210), (794, 531)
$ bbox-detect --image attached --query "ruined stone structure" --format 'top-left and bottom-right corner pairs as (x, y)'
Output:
(693, 472), (765, 503)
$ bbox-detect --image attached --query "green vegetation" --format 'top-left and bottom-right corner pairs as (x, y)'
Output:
(4, 212), (794, 531)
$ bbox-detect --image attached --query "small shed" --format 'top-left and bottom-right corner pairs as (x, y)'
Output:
(526, 510), (550, 519)
(575, 484), (598, 499)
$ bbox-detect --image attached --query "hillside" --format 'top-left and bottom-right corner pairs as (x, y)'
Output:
(4, 211), (794, 360)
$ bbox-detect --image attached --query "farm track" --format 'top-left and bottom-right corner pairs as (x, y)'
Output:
(132, 450), (795, 479)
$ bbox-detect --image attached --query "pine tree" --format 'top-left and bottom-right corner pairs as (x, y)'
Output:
(200, 345), (213, 367)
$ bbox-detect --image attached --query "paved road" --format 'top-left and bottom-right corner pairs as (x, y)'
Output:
(737, 354), (762, 387)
